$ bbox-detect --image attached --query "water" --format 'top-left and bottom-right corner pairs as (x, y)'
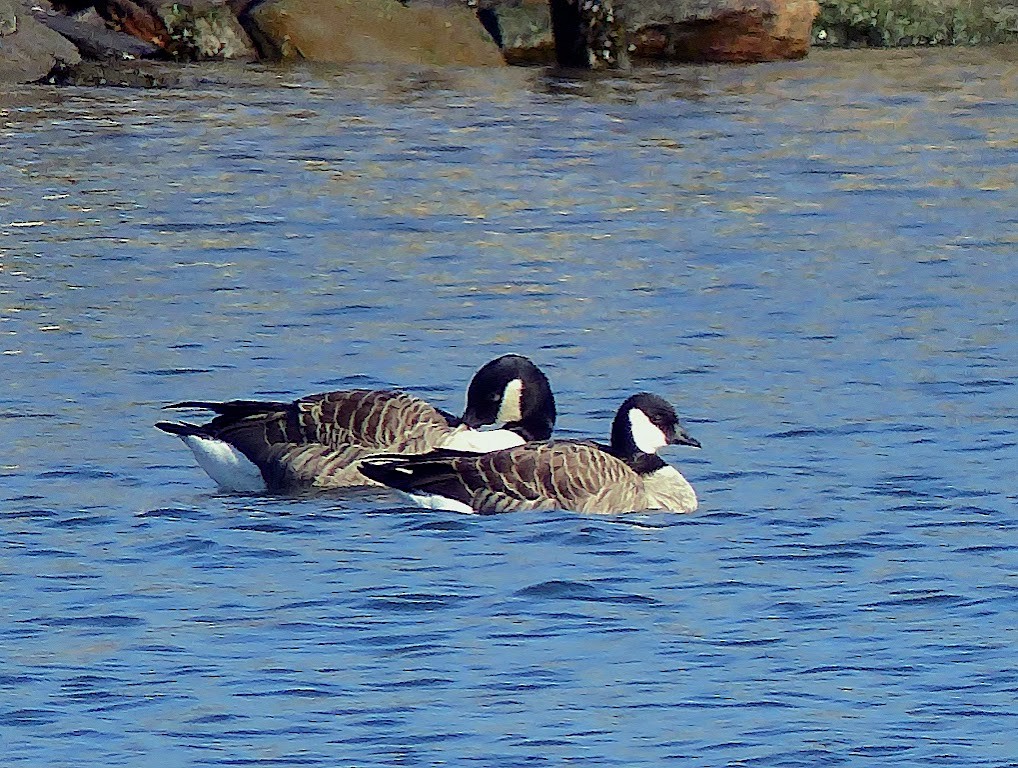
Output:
(1, 48), (1017, 766)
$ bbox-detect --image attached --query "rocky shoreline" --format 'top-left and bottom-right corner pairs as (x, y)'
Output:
(2, 0), (1017, 87)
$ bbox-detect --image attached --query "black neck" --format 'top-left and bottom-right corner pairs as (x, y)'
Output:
(619, 451), (667, 475)
(506, 414), (554, 442)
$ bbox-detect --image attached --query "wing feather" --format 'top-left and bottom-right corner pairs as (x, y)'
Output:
(174, 390), (461, 491)
(447, 441), (639, 513)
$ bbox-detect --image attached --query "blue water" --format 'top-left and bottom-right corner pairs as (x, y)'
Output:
(2, 49), (1017, 766)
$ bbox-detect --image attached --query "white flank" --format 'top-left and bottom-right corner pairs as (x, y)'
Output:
(440, 426), (525, 453)
(181, 435), (267, 492)
(628, 408), (668, 454)
(495, 378), (524, 424)
(406, 492), (477, 515)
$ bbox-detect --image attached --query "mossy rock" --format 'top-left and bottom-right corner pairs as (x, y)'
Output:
(159, 1), (255, 60)
(812, 0), (1018, 45)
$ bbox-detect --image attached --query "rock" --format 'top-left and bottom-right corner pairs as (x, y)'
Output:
(1, 0), (17, 36)
(91, 0), (254, 60)
(482, 0), (817, 62)
(32, 6), (162, 59)
(549, 0), (629, 69)
(43, 56), (176, 84)
(813, 0), (1018, 46)
(155, 0), (255, 60)
(223, 0), (258, 15)
(627, 0), (818, 62)
(0, 0), (81, 83)
(50, 0), (96, 12)
(43, 56), (242, 84)
(93, 0), (172, 49)
(486, 0), (555, 64)
(244, 0), (505, 66)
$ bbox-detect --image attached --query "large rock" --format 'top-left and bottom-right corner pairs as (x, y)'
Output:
(0, 0), (81, 83)
(92, 0), (172, 49)
(627, 0), (818, 61)
(813, 0), (1018, 46)
(156, 0), (255, 60)
(244, 0), (505, 66)
(91, 0), (254, 60)
(483, 0), (817, 62)
(486, 0), (555, 63)
(32, 6), (162, 60)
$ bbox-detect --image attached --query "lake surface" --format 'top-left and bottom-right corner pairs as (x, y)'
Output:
(1, 48), (1017, 766)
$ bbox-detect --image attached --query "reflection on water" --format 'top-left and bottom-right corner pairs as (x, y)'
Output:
(1, 48), (1017, 767)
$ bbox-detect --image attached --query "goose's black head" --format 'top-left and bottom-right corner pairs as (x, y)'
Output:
(610, 392), (700, 461)
(460, 354), (556, 441)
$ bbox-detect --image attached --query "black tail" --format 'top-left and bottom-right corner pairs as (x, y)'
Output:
(155, 420), (205, 437)
(359, 455), (471, 505)
(164, 399), (290, 419)
(358, 456), (418, 490)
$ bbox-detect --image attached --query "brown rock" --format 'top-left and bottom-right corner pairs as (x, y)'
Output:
(483, 0), (817, 63)
(1, 0), (81, 83)
(627, 0), (818, 62)
(94, 0), (172, 49)
(245, 0), (505, 66)
(91, 0), (254, 60)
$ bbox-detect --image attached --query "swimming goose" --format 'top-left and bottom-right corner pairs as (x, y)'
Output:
(156, 354), (556, 493)
(359, 392), (699, 514)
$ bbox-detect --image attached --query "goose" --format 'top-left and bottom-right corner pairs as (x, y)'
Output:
(156, 354), (556, 493)
(359, 392), (699, 514)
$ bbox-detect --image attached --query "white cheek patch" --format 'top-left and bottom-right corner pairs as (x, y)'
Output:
(495, 378), (523, 424)
(182, 434), (267, 492)
(628, 408), (668, 454)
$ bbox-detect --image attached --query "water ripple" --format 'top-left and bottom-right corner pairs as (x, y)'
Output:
(514, 580), (659, 605)
(355, 593), (473, 612)
(0, 709), (61, 726)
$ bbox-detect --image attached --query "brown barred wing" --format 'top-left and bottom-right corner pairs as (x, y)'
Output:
(456, 441), (643, 514)
(185, 408), (358, 490)
(187, 390), (457, 491)
(255, 441), (381, 490)
(294, 390), (455, 453)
